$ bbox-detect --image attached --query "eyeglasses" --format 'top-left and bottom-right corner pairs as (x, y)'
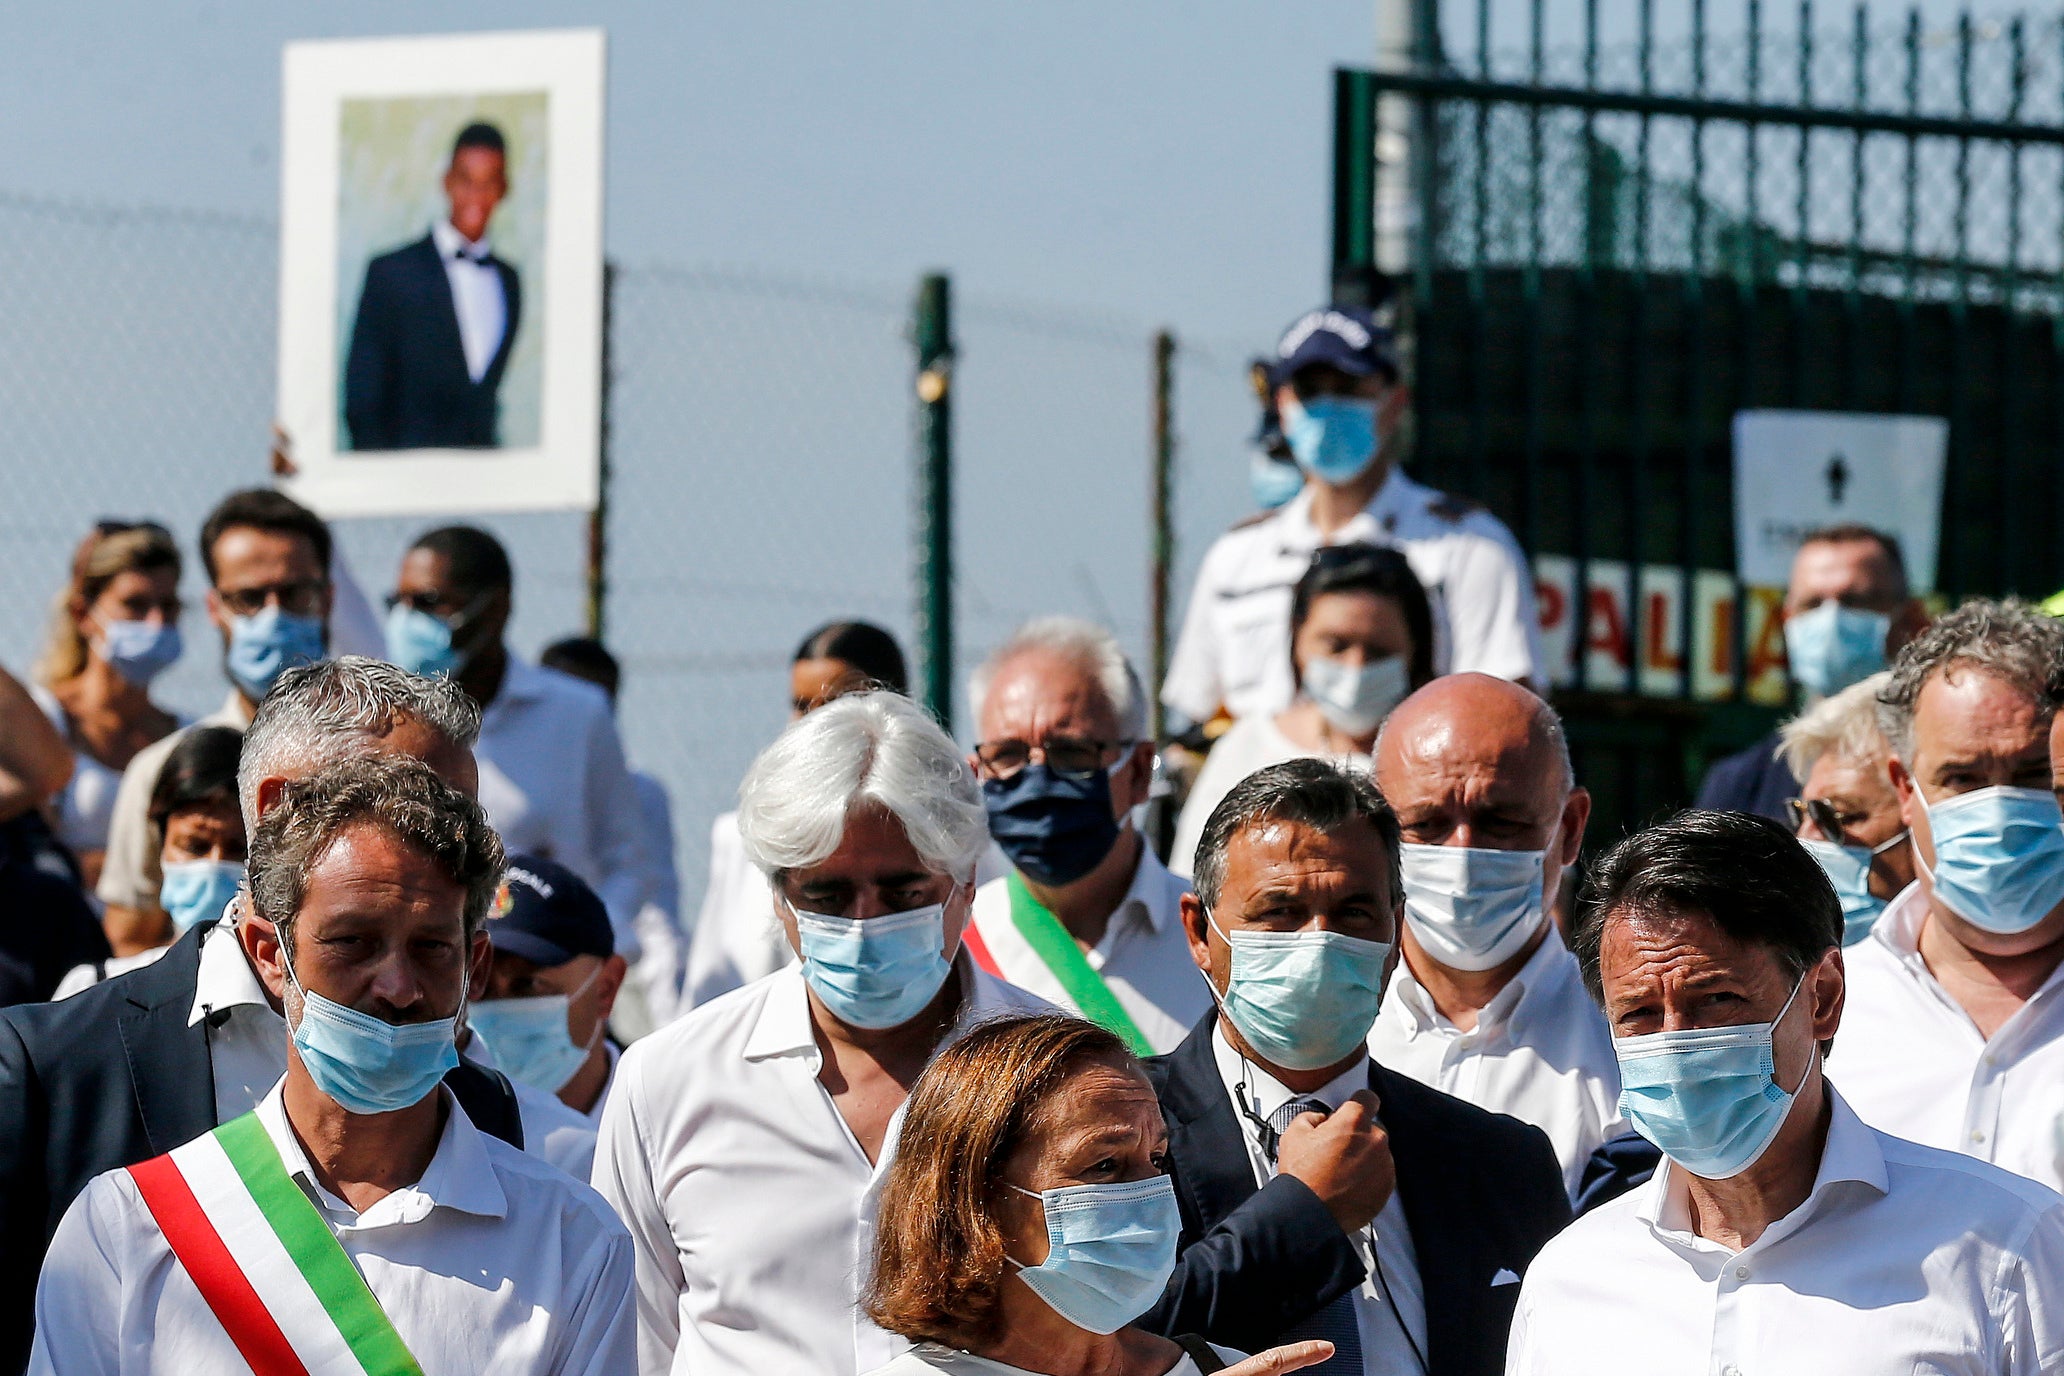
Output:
(1785, 797), (1909, 858)
(216, 579), (328, 618)
(973, 735), (1133, 781)
(385, 589), (490, 625)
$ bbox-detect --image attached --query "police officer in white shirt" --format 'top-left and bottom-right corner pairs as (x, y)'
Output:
(591, 692), (1049, 1376)
(31, 756), (635, 1376)
(1161, 305), (1541, 727)
(967, 616), (1209, 1054)
(472, 853), (628, 1130)
(1367, 674), (1621, 1197)
(1512, 810), (2064, 1375)
(381, 527), (665, 1020)
(1828, 600), (2064, 1192)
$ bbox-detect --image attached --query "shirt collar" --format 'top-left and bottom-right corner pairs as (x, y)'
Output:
(188, 914), (277, 1027)
(1118, 840), (1177, 935)
(431, 219), (492, 262)
(1872, 879), (2064, 1005)
(741, 951), (1004, 1063)
(1389, 921), (1571, 1036)
(1639, 1085), (1888, 1251)
(256, 1078), (509, 1224)
(489, 655), (549, 708)
(1275, 466), (1412, 552)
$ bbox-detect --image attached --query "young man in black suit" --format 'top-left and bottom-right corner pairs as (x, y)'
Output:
(343, 121), (523, 451)
(1139, 757), (1570, 1376)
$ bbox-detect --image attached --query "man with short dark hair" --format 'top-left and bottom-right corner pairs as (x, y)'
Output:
(1512, 810), (2064, 1375)
(30, 757), (634, 1375)
(345, 121), (523, 450)
(1696, 523), (1928, 820)
(1141, 757), (1569, 1375)
(97, 489), (336, 943)
(382, 528), (657, 1013)
(1829, 599), (2064, 1192)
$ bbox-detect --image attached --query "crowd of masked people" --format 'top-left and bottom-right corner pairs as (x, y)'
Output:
(4, 301), (2064, 1376)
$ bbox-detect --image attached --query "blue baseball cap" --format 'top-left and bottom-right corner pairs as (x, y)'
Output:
(485, 854), (614, 967)
(1271, 305), (1400, 387)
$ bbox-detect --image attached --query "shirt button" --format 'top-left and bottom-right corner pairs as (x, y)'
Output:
(1972, 1130), (1988, 1144)
(1734, 1265), (1750, 1279)
(1721, 1366), (1743, 1376)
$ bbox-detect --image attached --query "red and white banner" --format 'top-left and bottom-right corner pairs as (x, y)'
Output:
(1534, 555), (1788, 704)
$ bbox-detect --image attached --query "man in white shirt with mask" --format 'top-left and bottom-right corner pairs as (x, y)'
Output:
(1511, 809), (2064, 1375)
(1161, 304), (1540, 728)
(591, 692), (1048, 1376)
(1367, 673), (1621, 1197)
(1830, 599), (2064, 1193)
(966, 616), (1207, 1054)
(31, 755), (633, 1375)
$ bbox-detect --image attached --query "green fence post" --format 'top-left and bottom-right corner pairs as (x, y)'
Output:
(585, 261), (616, 641)
(913, 272), (956, 733)
(1149, 330), (1176, 746)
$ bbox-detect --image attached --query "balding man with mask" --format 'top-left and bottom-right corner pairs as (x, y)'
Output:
(1366, 674), (1621, 1197)
(0, 658), (523, 1373)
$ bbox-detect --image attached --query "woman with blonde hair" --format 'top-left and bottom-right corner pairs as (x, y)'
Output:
(865, 1013), (1331, 1376)
(31, 520), (186, 891)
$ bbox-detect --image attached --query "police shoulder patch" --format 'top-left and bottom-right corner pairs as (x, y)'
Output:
(1425, 492), (1484, 524)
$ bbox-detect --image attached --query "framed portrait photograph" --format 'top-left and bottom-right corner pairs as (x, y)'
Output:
(276, 28), (604, 516)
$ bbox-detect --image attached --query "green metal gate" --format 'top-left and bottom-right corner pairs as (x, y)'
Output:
(1335, 2), (2064, 844)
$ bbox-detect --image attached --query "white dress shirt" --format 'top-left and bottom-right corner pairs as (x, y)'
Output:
(1507, 1088), (2064, 1375)
(465, 1032), (600, 1181)
(430, 218), (507, 382)
(476, 659), (650, 959)
(968, 841), (1210, 1054)
(591, 957), (1051, 1376)
(1369, 927), (1623, 1197)
(1830, 881), (2064, 1193)
(1169, 714), (1370, 877)
(188, 916), (289, 1122)
(1211, 1026), (1427, 1376)
(31, 1081), (635, 1376)
(1161, 471), (1542, 724)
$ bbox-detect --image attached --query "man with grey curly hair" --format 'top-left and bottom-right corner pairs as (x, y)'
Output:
(1829, 598), (2064, 1193)
(1777, 672), (1914, 946)
(32, 755), (636, 1375)
(592, 691), (1049, 1376)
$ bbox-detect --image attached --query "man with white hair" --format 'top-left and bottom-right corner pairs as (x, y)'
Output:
(966, 616), (1207, 1054)
(1777, 671), (1914, 946)
(1828, 601), (2064, 1193)
(0, 657), (523, 1372)
(591, 692), (1048, 1376)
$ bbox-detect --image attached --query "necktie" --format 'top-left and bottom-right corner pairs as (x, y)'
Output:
(1266, 1097), (1364, 1375)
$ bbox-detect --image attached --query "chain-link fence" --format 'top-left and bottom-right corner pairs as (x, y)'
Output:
(0, 189), (1263, 910)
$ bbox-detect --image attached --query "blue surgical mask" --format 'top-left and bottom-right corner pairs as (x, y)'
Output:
(1208, 913), (1391, 1072)
(1917, 786), (2064, 935)
(1782, 601), (1890, 699)
(1613, 975), (1810, 1180)
(1249, 452), (1305, 510)
(1006, 1176), (1181, 1335)
(1284, 395), (1380, 485)
(1799, 835), (1897, 946)
(1399, 844), (1548, 972)
(791, 896), (957, 1029)
(983, 762), (1125, 887)
(283, 947), (461, 1115)
(469, 970), (602, 1095)
(1301, 652), (1411, 736)
(225, 605), (324, 702)
(99, 618), (182, 687)
(384, 604), (460, 678)
(159, 859), (243, 934)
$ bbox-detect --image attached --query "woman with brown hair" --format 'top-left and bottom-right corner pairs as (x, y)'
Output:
(31, 521), (186, 892)
(865, 1013), (1331, 1376)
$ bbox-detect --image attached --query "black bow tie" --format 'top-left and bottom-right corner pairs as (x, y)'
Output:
(451, 250), (488, 266)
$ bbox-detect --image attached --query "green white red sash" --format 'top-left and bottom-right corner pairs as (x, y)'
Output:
(970, 874), (1154, 1055)
(126, 1111), (424, 1376)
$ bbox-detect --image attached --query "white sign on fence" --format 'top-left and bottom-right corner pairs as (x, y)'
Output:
(1732, 409), (1948, 592)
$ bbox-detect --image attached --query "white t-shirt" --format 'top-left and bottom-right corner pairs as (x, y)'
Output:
(866, 1340), (1243, 1375)
(1161, 470), (1541, 724)
(1170, 714), (1369, 878)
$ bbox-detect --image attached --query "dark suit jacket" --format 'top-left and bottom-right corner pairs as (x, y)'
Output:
(1141, 1013), (1572, 1376)
(1693, 730), (1797, 823)
(343, 234), (521, 451)
(0, 922), (523, 1374)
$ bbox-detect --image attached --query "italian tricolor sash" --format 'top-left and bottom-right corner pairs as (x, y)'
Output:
(999, 872), (1154, 1055)
(126, 1111), (425, 1376)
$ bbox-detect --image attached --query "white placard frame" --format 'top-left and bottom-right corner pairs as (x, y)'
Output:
(277, 28), (605, 517)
